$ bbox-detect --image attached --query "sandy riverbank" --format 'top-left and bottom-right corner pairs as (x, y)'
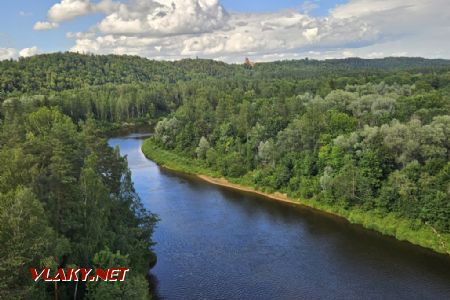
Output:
(158, 164), (345, 220)
(197, 175), (301, 206)
(142, 139), (450, 255)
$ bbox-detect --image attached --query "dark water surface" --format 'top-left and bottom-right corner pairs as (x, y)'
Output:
(109, 134), (450, 300)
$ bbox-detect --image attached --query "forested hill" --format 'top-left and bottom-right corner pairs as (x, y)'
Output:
(1, 52), (450, 96)
(254, 57), (450, 79)
(0, 51), (449, 299)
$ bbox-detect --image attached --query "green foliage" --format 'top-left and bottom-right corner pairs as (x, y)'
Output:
(196, 136), (210, 159)
(0, 187), (65, 299)
(87, 249), (150, 300)
(140, 56), (450, 254)
(1, 53), (450, 283)
(0, 107), (157, 298)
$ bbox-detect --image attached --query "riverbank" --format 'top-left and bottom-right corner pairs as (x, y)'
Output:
(141, 139), (450, 256)
(101, 121), (155, 136)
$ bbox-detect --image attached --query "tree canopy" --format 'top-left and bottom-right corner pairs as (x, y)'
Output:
(1, 53), (450, 297)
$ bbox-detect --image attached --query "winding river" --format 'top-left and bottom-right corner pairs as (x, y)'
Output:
(109, 134), (450, 300)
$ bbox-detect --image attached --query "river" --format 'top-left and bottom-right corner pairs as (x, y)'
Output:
(109, 134), (450, 300)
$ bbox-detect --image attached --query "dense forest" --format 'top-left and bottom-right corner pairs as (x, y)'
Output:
(0, 54), (166, 299)
(1, 53), (450, 298)
(2, 53), (450, 124)
(144, 65), (450, 253)
(0, 106), (157, 299)
(144, 62), (450, 254)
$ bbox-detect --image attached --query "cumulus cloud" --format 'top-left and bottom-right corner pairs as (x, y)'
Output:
(42, 0), (119, 29)
(179, 11), (378, 56)
(19, 47), (40, 58)
(52, 0), (121, 21)
(48, 0), (93, 22)
(34, 0), (450, 61)
(70, 4), (379, 60)
(0, 47), (41, 60)
(97, 0), (228, 36)
(0, 48), (17, 60)
(34, 21), (59, 31)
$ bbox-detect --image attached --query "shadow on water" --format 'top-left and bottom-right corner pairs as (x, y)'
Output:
(147, 273), (163, 300)
(108, 124), (154, 138)
(160, 165), (450, 257)
(156, 164), (450, 289)
(214, 178), (450, 269)
(110, 134), (450, 300)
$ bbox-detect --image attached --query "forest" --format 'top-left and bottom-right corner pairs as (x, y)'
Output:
(0, 106), (157, 299)
(145, 65), (450, 254)
(1, 53), (450, 298)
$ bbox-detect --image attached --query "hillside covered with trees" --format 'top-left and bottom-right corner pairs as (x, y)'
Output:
(145, 76), (450, 252)
(0, 105), (157, 299)
(2, 53), (450, 124)
(1, 53), (450, 298)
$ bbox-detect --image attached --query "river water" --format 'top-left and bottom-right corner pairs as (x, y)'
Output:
(109, 134), (450, 300)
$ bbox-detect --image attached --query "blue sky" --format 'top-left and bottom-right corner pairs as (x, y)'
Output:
(1, 0), (102, 52)
(2, 1), (346, 51)
(1, 0), (449, 61)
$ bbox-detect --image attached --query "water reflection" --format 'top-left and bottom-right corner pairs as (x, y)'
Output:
(147, 273), (163, 300)
(109, 135), (450, 300)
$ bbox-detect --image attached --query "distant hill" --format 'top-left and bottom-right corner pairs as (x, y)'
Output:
(1, 52), (450, 96)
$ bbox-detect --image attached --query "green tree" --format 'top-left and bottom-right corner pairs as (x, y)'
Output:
(0, 187), (67, 299)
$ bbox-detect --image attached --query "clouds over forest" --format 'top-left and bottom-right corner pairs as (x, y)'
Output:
(4, 0), (450, 61)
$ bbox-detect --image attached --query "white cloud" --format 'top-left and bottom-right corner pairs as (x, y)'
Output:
(19, 47), (40, 58)
(47, 0), (119, 22)
(66, 31), (96, 39)
(0, 48), (17, 60)
(34, 0), (450, 61)
(34, 21), (59, 31)
(303, 27), (318, 41)
(342, 51), (355, 57)
(97, 0), (228, 36)
(366, 52), (384, 58)
(95, 0), (119, 13)
(48, 0), (93, 22)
